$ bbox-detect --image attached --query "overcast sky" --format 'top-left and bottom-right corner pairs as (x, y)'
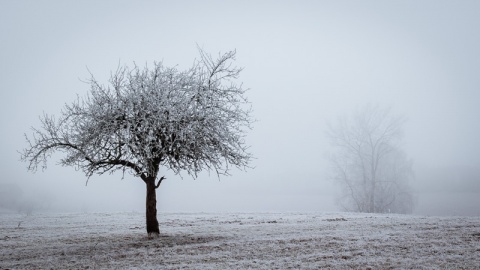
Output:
(1, 0), (479, 215)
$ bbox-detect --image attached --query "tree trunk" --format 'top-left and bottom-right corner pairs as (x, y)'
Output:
(369, 180), (376, 213)
(145, 178), (160, 236)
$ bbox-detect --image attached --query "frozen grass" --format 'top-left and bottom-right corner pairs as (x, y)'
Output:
(1, 211), (479, 269)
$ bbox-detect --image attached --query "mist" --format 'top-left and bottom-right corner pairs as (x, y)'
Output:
(1, 0), (479, 216)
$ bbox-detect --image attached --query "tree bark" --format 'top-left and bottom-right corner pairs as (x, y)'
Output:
(145, 178), (160, 236)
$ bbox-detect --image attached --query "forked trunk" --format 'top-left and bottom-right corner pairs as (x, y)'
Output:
(146, 178), (160, 236)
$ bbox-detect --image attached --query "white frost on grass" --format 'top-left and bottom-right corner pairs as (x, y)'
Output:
(1, 212), (479, 269)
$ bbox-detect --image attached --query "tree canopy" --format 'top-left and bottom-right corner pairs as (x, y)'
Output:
(21, 49), (253, 185)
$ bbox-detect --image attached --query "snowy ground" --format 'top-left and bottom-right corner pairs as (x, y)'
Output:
(1, 211), (479, 269)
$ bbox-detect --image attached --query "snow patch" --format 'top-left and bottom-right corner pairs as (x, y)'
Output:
(1, 212), (479, 269)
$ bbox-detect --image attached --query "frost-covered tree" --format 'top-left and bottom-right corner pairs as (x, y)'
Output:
(21, 48), (253, 236)
(327, 105), (415, 214)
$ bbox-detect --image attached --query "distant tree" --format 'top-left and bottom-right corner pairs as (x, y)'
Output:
(327, 105), (415, 214)
(21, 48), (253, 236)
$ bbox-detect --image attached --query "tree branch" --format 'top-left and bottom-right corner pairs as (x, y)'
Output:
(155, 176), (166, 189)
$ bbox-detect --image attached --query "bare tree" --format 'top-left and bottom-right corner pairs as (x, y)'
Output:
(20, 48), (253, 236)
(327, 105), (415, 214)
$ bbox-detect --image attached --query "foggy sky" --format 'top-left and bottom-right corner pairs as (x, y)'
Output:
(1, 0), (479, 215)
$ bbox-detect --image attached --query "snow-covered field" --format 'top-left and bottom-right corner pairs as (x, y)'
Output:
(1, 211), (479, 269)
